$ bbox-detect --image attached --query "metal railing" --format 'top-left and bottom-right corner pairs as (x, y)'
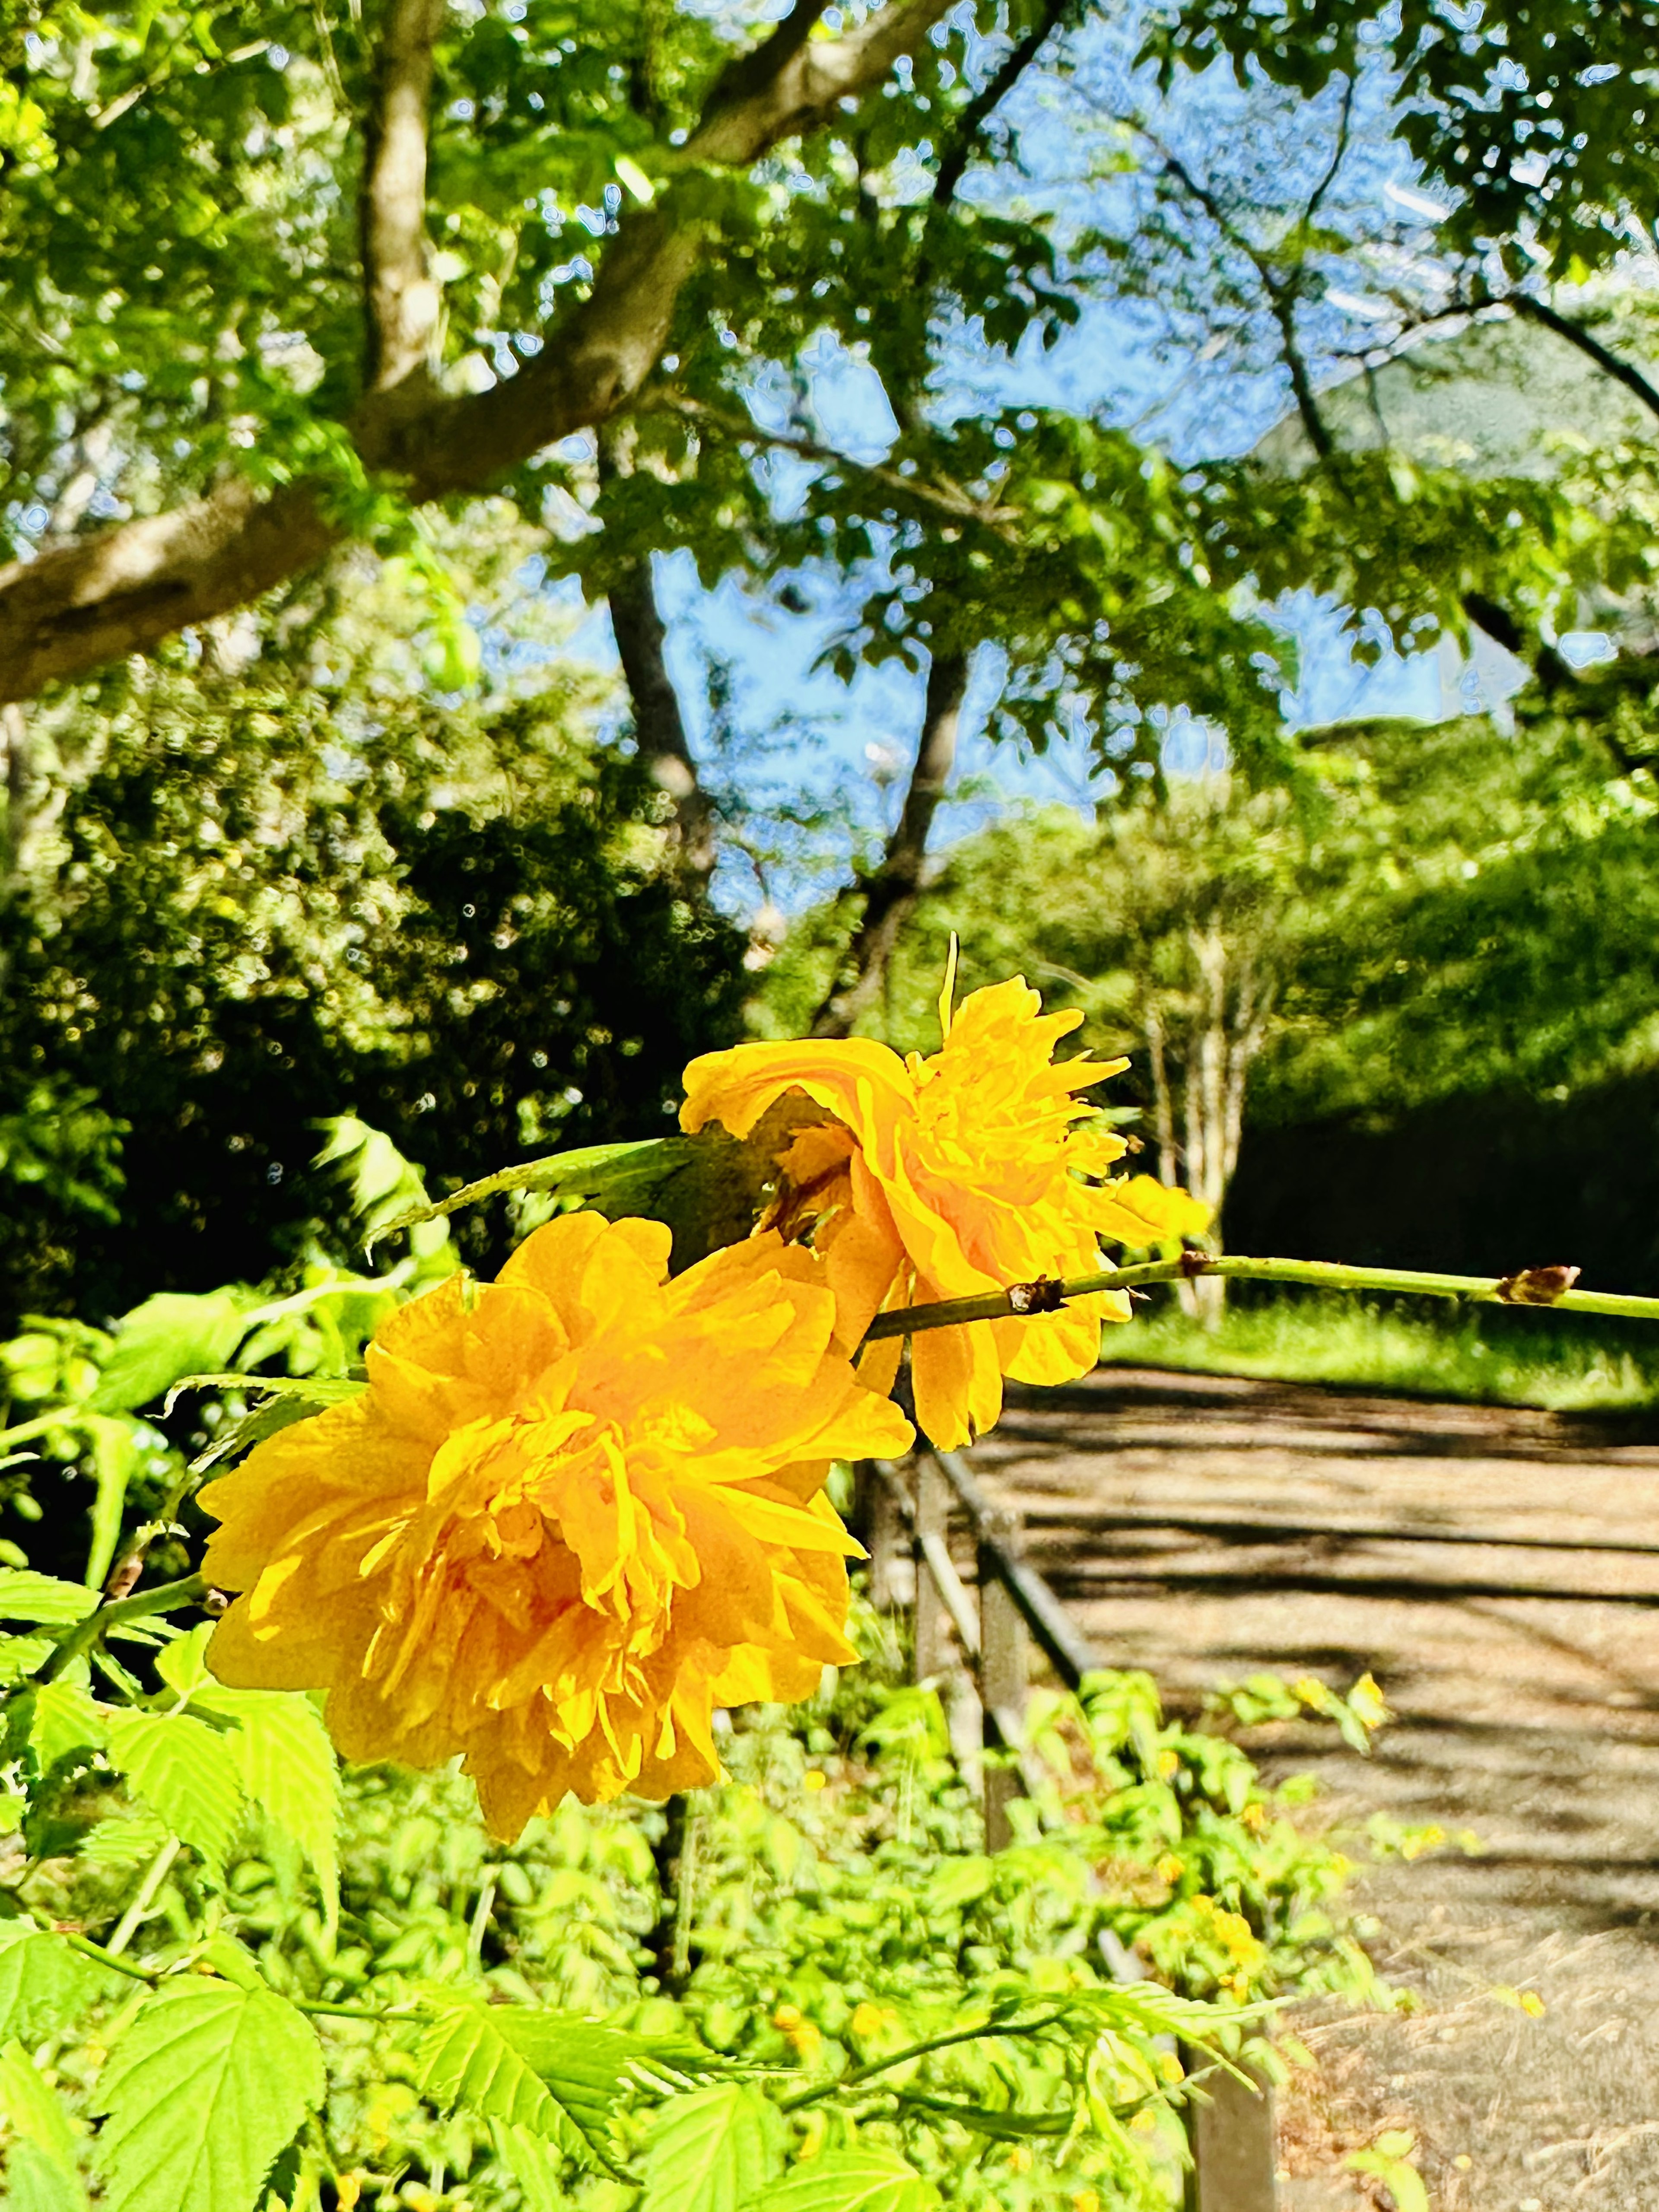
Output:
(860, 1449), (1280, 2212)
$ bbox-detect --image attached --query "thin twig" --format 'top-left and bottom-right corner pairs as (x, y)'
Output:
(106, 1836), (182, 1957)
(860, 1255), (1659, 1344)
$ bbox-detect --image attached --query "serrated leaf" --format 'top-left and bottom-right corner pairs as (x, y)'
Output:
(640, 2084), (783, 2212)
(79, 1810), (172, 1870)
(183, 1381), (359, 1474)
(29, 1680), (108, 1768)
(105, 1710), (242, 1888)
(0, 1932), (115, 2042)
(89, 1291), (254, 1416)
(198, 1687), (340, 1918)
(490, 2118), (569, 2212)
(0, 1632), (55, 1686)
(365, 1138), (667, 1252)
(93, 1979), (323, 2212)
(0, 1571), (100, 1627)
(764, 2151), (940, 2212)
(417, 2003), (685, 2169)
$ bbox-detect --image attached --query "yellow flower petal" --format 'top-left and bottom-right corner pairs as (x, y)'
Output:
(203, 1217), (910, 1838)
(683, 966), (1162, 1445)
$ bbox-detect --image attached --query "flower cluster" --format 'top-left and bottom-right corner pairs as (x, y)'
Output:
(683, 964), (1208, 1446)
(203, 967), (1205, 1821)
(203, 1214), (909, 1838)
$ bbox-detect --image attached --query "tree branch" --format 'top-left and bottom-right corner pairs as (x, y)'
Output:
(1502, 292), (1659, 426)
(605, 553), (717, 885)
(1145, 130), (1337, 460)
(645, 389), (1017, 532)
(0, 0), (958, 705)
(931, 0), (1073, 210)
(360, 0), (448, 397)
(810, 645), (969, 1036)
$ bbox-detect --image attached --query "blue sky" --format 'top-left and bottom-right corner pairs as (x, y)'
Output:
(540, 26), (1495, 915)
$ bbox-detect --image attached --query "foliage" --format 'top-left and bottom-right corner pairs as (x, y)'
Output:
(0, 535), (746, 1330)
(0, 1097), (1425, 2212)
(0, 1533), (1400, 2212)
(4, 0), (1655, 804)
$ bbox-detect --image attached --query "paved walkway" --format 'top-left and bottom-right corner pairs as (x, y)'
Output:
(965, 1367), (1659, 2212)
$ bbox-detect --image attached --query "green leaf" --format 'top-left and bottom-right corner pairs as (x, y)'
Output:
(199, 1687), (340, 1917)
(1346, 2145), (1430, 2212)
(6, 2138), (89, 2212)
(0, 2037), (89, 2208)
(763, 2150), (941, 2212)
(490, 2118), (570, 2212)
(82, 1417), (137, 1593)
(365, 1138), (669, 1252)
(0, 1931), (115, 2042)
(29, 1681), (108, 1769)
(365, 1125), (775, 1269)
(640, 2084), (784, 2212)
(105, 1710), (242, 1888)
(181, 1378), (362, 1474)
(93, 1980), (324, 2212)
(89, 1291), (254, 1416)
(78, 1811), (172, 1871)
(417, 2003), (691, 2169)
(0, 1571), (100, 1627)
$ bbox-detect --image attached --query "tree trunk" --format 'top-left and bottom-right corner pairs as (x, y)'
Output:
(811, 648), (969, 1037)
(606, 558), (717, 887)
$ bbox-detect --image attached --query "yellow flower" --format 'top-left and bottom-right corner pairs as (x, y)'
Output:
(200, 1214), (912, 1840)
(848, 2001), (892, 2039)
(1154, 1853), (1185, 1884)
(681, 963), (1208, 1447)
(772, 2003), (822, 2057)
(1348, 1671), (1390, 1730)
(802, 1768), (827, 1791)
(1519, 1990), (1546, 2018)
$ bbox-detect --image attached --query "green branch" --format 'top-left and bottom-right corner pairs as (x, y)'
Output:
(37, 1573), (210, 1685)
(776, 2007), (1075, 2112)
(860, 1255), (1659, 1344)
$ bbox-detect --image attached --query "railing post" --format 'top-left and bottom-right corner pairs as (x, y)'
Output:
(978, 1504), (1027, 1852)
(912, 1456), (952, 1683)
(864, 1462), (904, 1613)
(1183, 2056), (1278, 2212)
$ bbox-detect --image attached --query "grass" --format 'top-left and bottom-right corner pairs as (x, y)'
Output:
(1097, 1289), (1659, 1412)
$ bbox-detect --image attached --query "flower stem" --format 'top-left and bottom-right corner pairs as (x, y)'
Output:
(860, 1256), (1659, 1345)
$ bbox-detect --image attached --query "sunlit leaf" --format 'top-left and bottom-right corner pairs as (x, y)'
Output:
(0, 1932), (115, 2043)
(89, 1291), (254, 1416)
(93, 1979), (323, 2212)
(0, 1572), (100, 1627)
(105, 1710), (242, 1888)
(639, 2084), (784, 2212)
(763, 2148), (941, 2212)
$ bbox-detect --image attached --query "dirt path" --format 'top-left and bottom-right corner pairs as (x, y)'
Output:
(966, 1367), (1659, 2212)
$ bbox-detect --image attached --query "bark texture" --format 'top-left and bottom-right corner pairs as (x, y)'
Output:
(811, 648), (969, 1037)
(360, 0), (448, 397)
(0, 0), (957, 705)
(607, 558), (717, 884)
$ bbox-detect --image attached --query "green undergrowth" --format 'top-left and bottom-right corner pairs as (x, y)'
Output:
(1100, 1291), (1659, 1412)
(0, 1586), (1427, 2212)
